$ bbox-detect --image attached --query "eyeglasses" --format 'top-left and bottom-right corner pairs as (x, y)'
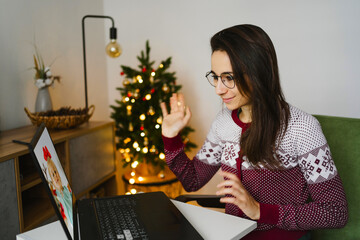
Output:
(205, 71), (235, 89)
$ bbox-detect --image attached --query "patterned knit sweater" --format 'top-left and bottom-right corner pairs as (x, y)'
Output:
(163, 105), (348, 240)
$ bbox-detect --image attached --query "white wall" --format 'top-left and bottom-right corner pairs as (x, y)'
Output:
(0, 0), (110, 131)
(104, 0), (360, 193)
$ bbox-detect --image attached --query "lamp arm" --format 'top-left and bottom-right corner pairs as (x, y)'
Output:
(81, 15), (116, 109)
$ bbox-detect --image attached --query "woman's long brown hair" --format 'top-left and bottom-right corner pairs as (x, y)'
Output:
(210, 24), (290, 169)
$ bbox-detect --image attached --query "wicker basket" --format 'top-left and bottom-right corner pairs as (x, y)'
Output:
(24, 105), (95, 129)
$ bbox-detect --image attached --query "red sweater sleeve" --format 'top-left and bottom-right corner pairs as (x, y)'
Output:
(162, 134), (221, 192)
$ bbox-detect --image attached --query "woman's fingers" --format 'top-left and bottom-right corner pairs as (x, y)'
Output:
(169, 93), (187, 114)
(160, 102), (168, 117)
(183, 106), (192, 125)
(219, 171), (241, 182)
(216, 170), (260, 220)
(170, 93), (179, 113)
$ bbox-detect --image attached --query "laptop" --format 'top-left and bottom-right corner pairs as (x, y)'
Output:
(21, 123), (203, 240)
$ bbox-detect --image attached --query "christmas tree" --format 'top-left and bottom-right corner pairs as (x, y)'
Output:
(111, 41), (196, 171)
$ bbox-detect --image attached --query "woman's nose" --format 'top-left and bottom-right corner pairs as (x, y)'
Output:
(215, 79), (227, 95)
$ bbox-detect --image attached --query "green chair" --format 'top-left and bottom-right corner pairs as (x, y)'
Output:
(176, 115), (360, 239)
(312, 115), (360, 239)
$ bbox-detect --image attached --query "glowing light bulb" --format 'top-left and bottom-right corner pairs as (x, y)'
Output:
(139, 114), (146, 121)
(157, 117), (162, 124)
(159, 153), (165, 160)
(129, 178), (135, 184)
(105, 39), (122, 58)
(145, 94), (151, 100)
(155, 124), (160, 129)
(151, 71), (156, 77)
(138, 176), (144, 181)
(142, 147), (148, 153)
(131, 161), (139, 168)
(150, 145), (156, 153)
(130, 188), (137, 194)
(131, 171), (135, 176)
(133, 141), (139, 148)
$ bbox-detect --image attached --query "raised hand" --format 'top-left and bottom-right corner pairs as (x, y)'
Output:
(216, 171), (260, 220)
(160, 93), (191, 138)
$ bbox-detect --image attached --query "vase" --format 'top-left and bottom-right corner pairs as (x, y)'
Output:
(35, 87), (53, 112)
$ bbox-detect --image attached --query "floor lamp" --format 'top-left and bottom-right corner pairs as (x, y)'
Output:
(82, 15), (122, 110)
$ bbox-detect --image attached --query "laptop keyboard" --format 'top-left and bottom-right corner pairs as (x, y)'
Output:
(95, 197), (149, 240)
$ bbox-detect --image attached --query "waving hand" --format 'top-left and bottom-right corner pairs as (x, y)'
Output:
(160, 93), (191, 138)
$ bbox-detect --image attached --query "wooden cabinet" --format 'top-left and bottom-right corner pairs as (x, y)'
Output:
(0, 121), (118, 239)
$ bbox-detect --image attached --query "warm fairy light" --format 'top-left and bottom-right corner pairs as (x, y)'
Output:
(150, 145), (156, 153)
(148, 106), (155, 115)
(130, 188), (137, 194)
(159, 153), (165, 160)
(133, 141), (139, 148)
(156, 117), (162, 124)
(119, 149), (125, 154)
(140, 132), (145, 137)
(159, 64), (164, 68)
(128, 122), (134, 131)
(131, 171), (135, 176)
(136, 147), (141, 152)
(129, 178), (135, 184)
(131, 161), (139, 168)
(139, 114), (146, 121)
(126, 192), (131, 195)
(145, 94), (151, 100)
(124, 138), (131, 144)
(142, 147), (148, 153)
(136, 75), (143, 84)
(155, 124), (160, 129)
(151, 71), (156, 76)
(131, 99), (135, 103)
(125, 156), (131, 162)
(124, 97), (130, 102)
(125, 148), (130, 153)
(138, 176), (144, 181)
(126, 105), (132, 110)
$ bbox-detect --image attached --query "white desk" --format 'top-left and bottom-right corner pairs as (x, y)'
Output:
(17, 200), (256, 240)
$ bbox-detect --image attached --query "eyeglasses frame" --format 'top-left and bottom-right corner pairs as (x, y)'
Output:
(205, 71), (236, 89)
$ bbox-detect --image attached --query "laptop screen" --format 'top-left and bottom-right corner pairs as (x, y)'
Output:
(31, 125), (74, 239)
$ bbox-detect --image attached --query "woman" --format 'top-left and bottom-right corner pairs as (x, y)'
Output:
(160, 24), (348, 240)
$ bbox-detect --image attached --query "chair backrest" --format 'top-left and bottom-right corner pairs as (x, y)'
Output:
(311, 115), (360, 239)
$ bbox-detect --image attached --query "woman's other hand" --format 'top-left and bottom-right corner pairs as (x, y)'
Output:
(160, 93), (191, 138)
(216, 171), (260, 220)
